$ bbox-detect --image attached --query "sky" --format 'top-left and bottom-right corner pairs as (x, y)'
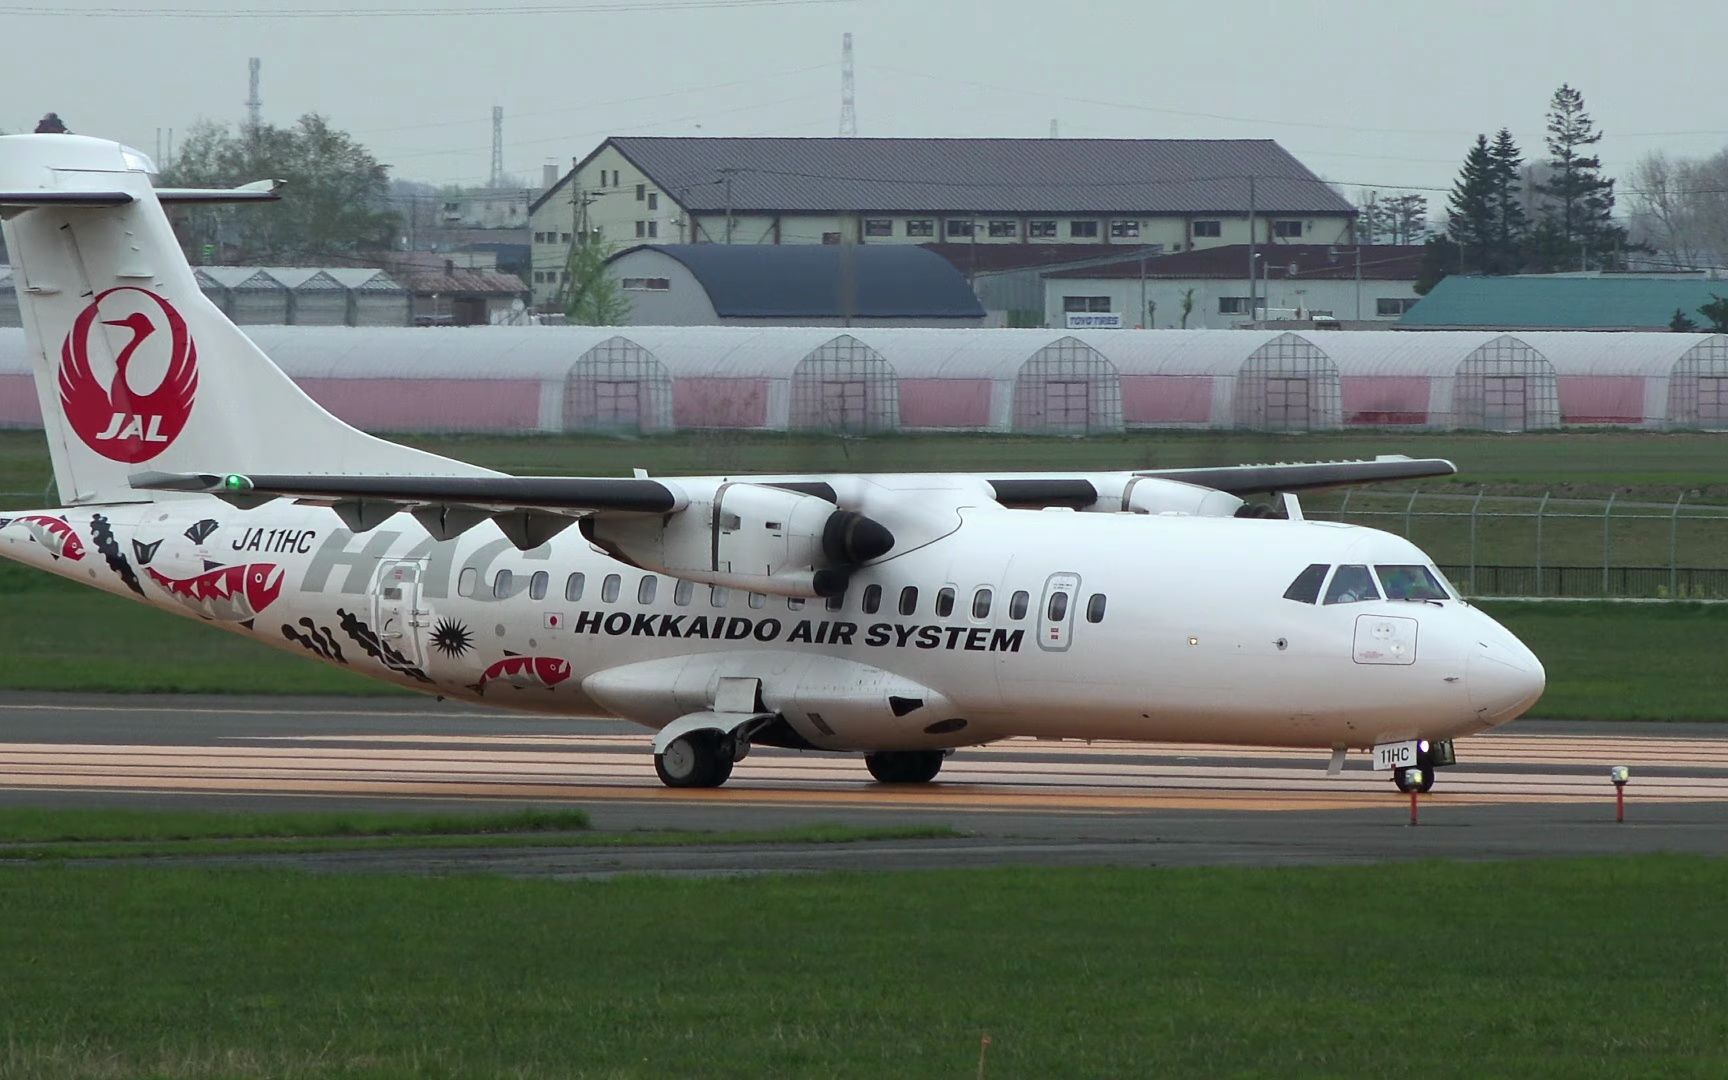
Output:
(3, 0), (1726, 209)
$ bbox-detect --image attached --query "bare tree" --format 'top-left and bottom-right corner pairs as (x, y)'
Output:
(1629, 148), (1728, 270)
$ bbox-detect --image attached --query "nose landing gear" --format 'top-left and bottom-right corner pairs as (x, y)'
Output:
(864, 750), (945, 784)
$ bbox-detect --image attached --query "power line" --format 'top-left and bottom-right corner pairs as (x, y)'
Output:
(0, 0), (858, 16)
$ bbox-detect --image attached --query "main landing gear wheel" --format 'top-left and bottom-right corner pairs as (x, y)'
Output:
(654, 731), (734, 788)
(1393, 766), (1435, 794)
(865, 750), (945, 784)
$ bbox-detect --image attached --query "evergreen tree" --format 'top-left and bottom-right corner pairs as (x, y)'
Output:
(1486, 128), (1529, 274)
(1670, 308), (1699, 332)
(1385, 193), (1429, 245)
(1701, 295), (1728, 334)
(560, 238), (631, 326)
(1530, 84), (1623, 270)
(1446, 135), (1497, 273)
(1415, 234), (1461, 295)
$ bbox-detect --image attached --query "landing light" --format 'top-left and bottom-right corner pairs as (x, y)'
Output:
(1187, 636), (1199, 646)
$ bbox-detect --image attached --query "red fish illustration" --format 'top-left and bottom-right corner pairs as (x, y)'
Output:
(145, 562), (283, 622)
(5, 515), (85, 561)
(468, 655), (572, 695)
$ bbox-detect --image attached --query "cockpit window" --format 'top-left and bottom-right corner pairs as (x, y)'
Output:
(1323, 564), (1380, 605)
(1376, 565), (1450, 601)
(1283, 563), (1329, 604)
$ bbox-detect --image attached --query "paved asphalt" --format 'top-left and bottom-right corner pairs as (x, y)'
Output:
(1, 693), (1724, 877)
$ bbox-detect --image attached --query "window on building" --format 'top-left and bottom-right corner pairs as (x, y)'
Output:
(565, 573), (585, 601)
(638, 576), (657, 604)
(602, 573), (621, 602)
(493, 569), (514, 599)
(822, 232), (841, 245)
(529, 571), (549, 601)
(1218, 296), (1258, 315)
(1070, 220), (1100, 238)
(1111, 220), (1141, 238)
(1274, 219), (1304, 238)
(1064, 295), (1112, 313)
(945, 219), (975, 238)
(1376, 297), (1420, 316)
(1193, 219), (1222, 238)
(533, 231), (546, 243)
(988, 220), (1017, 238)
(635, 221), (646, 238)
(635, 183), (646, 201)
(561, 232), (572, 243)
(906, 219), (934, 237)
(898, 586), (919, 616)
(1029, 220), (1057, 238)
(621, 278), (671, 291)
(864, 218), (893, 237)
(647, 193), (658, 210)
(647, 220), (658, 238)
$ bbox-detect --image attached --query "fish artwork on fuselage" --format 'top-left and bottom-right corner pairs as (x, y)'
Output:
(1, 514), (85, 561)
(469, 654), (573, 695)
(145, 562), (284, 623)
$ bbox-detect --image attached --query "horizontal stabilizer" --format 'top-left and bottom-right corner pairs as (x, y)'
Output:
(1135, 456), (1457, 495)
(0, 190), (133, 208)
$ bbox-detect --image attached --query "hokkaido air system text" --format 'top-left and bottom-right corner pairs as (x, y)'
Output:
(564, 612), (1026, 653)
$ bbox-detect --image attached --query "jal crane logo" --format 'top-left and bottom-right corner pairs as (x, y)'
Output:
(58, 287), (199, 463)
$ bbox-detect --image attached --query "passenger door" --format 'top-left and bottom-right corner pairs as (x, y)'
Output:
(372, 559), (429, 670)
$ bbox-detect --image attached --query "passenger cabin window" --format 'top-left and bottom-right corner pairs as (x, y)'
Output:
(1009, 590), (1030, 620)
(826, 593), (845, 612)
(862, 584), (882, 614)
(638, 576), (657, 604)
(493, 569), (514, 599)
(1086, 593), (1106, 623)
(674, 580), (694, 606)
(1284, 563), (1329, 604)
(898, 586), (918, 616)
(458, 567), (478, 597)
(972, 588), (993, 619)
(602, 574), (621, 603)
(529, 571), (549, 601)
(565, 572), (585, 602)
(748, 592), (766, 609)
(1047, 591), (1069, 622)
(787, 597), (805, 611)
(935, 587), (955, 618)
(710, 586), (730, 608)
(1376, 565), (1450, 601)
(1323, 564), (1380, 605)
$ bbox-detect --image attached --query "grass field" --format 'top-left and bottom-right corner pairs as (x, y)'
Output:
(1, 856), (1724, 1077)
(2, 559), (1724, 719)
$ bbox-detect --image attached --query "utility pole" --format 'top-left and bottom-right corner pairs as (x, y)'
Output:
(1049, 118), (1059, 139)
(838, 33), (857, 137)
(719, 168), (739, 243)
(245, 58), (262, 142)
(489, 106), (505, 187)
(1246, 175), (1257, 321)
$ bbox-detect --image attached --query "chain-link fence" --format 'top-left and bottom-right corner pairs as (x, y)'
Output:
(1307, 489), (1728, 599)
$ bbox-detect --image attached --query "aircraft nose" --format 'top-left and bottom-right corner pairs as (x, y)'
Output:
(1467, 634), (1546, 727)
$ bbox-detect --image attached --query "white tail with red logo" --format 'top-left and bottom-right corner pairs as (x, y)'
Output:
(0, 134), (492, 505)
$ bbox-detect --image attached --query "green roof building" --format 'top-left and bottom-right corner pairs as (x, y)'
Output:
(1401, 275), (1728, 331)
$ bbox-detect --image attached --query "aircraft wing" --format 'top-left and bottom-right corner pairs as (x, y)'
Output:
(1129, 455), (1456, 495)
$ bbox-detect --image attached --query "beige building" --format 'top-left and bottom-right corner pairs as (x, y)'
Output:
(527, 137), (1358, 311)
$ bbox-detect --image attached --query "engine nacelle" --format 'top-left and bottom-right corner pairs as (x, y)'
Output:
(582, 481), (894, 598)
(1113, 477), (1244, 517)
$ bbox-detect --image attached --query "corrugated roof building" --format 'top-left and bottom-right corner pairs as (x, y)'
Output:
(1402, 275), (1728, 330)
(527, 136), (1359, 311)
(604, 244), (986, 327)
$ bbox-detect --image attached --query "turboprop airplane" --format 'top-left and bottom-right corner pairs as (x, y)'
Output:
(0, 135), (1544, 793)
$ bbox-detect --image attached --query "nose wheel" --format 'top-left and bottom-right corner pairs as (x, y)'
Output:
(865, 750), (945, 784)
(654, 731), (736, 788)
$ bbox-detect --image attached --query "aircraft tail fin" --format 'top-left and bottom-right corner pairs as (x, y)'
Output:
(0, 134), (492, 506)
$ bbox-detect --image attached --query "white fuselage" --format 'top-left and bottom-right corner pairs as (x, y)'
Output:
(0, 492), (1543, 753)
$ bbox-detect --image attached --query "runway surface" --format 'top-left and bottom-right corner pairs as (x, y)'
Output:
(3, 694), (1726, 874)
